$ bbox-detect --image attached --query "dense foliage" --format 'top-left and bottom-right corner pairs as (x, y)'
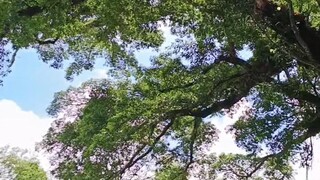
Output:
(1, 0), (320, 179)
(0, 146), (47, 180)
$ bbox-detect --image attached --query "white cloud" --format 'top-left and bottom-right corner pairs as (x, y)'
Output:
(92, 68), (108, 79)
(210, 100), (249, 155)
(210, 115), (246, 155)
(0, 99), (53, 172)
(70, 68), (109, 88)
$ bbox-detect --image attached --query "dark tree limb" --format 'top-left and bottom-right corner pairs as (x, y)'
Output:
(216, 55), (251, 69)
(184, 117), (200, 171)
(247, 154), (274, 178)
(8, 48), (19, 68)
(256, 0), (320, 64)
(286, 0), (315, 62)
(168, 62), (283, 119)
(37, 38), (59, 45)
(190, 93), (247, 118)
(17, 0), (87, 17)
(17, 6), (43, 17)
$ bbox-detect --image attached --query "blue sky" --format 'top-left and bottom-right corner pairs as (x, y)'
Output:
(0, 49), (155, 117)
(0, 49), (71, 116)
(0, 27), (319, 179)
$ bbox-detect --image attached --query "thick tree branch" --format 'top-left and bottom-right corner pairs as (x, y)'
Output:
(247, 154), (274, 178)
(216, 55), (251, 68)
(169, 62), (283, 119)
(184, 117), (200, 171)
(37, 38), (59, 45)
(286, 0), (314, 62)
(191, 93), (247, 118)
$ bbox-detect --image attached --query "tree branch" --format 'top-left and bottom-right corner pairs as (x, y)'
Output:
(160, 56), (248, 93)
(37, 38), (59, 45)
(118, 120), (174, 175)
(17, 0), (87, 17)
(184, 117), (200, 171)
(247, 154), (274, 178)
(169, 64), (282, 119)
(280, 83), (320, 106)
(286, 0), (315, 62)
(216, 55), (251, 68)
(302, 69), (319, 97)
(8, 48), (19, 68)
(191, 93), (246, 118)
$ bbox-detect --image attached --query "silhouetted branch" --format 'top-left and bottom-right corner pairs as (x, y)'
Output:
(247, 154), (274, 178)
(118, 120), (174, 175)
(216, 55), (251, 68)
(8, 48), (19, 68)
(37, 38), (59, 45)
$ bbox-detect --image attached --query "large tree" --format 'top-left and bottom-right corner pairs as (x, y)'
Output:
(2, 0), (317, 179)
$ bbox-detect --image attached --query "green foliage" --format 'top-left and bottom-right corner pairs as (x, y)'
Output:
(0, 146), (47, 180)
(211, 153), (293, 180)
(3, 0), (317, 179)
(41, 79), (219, 179)
(0, 0), (165, 82)
(155, 164), (187, 180)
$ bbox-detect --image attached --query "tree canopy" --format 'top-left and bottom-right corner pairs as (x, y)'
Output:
(0, 146), (47, 180)
(1, 0), (320, 179)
